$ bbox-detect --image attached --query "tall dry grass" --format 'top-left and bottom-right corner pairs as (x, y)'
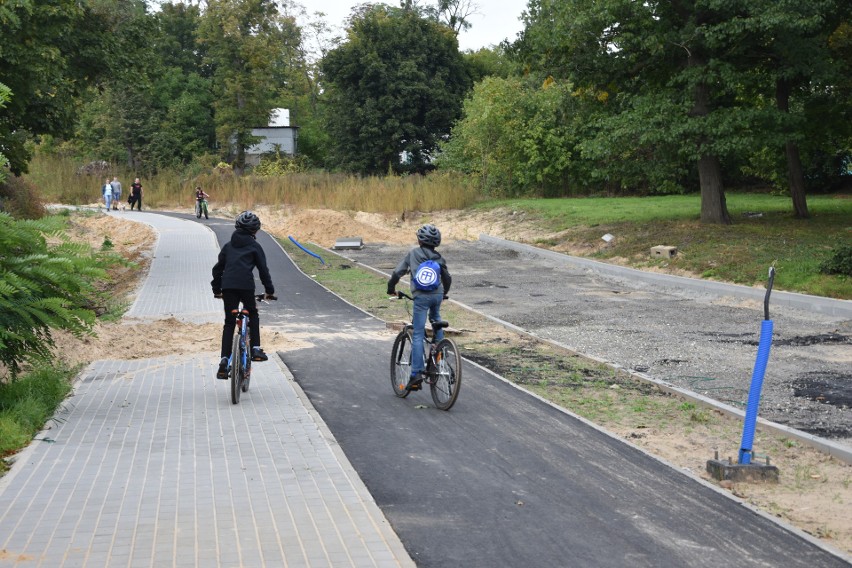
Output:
(25, 154), (481, 213)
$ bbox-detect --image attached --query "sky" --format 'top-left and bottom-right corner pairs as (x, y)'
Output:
(312, 0), (529, 52)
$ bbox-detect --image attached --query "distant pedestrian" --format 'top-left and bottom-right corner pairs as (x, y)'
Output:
(128, 178), (143, 211)
(101, 178), (113, 211)
(110, 177), (122, 210)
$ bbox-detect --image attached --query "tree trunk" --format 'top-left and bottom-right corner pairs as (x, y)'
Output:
(776, 79), (809, 219)
(698, 154), (731, 224)
(690, 72), (731, 224)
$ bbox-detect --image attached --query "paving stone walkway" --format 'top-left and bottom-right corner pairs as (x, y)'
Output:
(0, 212), (413, 567)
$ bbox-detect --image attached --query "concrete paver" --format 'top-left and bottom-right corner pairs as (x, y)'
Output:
(0, 213), (413, 567)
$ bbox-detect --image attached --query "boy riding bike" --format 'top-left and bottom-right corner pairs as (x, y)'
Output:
(211, 211), (276, 379)
(387, 224), (452, 392)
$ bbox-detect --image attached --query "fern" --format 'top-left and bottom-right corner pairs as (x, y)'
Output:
(0, 212), (107, 378)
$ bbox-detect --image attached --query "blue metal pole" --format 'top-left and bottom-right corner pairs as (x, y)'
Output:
(288, 236), (325, 265)
(738, 267), (776, 465)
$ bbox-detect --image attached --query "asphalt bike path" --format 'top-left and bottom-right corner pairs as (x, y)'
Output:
(0, 212), (412, 568)
(188, 214), (850, 567)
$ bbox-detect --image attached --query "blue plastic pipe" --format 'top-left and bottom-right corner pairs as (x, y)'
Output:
(738, 318), (774, 464)
(288, 236), (325, 265)
(738, 267), (776, 465)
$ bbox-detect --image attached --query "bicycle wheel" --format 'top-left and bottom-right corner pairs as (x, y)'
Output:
(430, 338), (461, 410)
(390, 330), (413, 398)
(230, 332), (242, 404)
(241, 349), (251, 392)
(195, 201), (202, 218)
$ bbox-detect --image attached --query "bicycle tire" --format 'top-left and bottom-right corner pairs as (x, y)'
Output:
(195, 201), (202, 218)
(390, 330), (413, 398)
(230, 332), (242, 404)
(241, 334), (251, 393)
(430, 338), (461, 410)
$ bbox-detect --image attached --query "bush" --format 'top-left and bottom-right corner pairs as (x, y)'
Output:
(0, 213), (108, 377)
(820, 244), (852, 277)
(0, 175), (45, 219)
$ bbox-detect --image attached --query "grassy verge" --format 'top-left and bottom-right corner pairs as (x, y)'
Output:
(485, 194), (852, 298)
(279, 236), (852, 553)
(0, 364), (79, 475)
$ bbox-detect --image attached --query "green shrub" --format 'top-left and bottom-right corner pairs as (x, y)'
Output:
(820, 244), (852, 277)
(0, 213), (109, 377)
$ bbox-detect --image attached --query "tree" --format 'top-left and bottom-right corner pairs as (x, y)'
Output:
(439, 76), (582, 196)
(517, 0), (801, 223)
(735, 0), (852, 218)
(0, 83), (10, 185)
(321, 5), (470, 174)
(198, 0), (304, 175)
(0, 0), (115, 175)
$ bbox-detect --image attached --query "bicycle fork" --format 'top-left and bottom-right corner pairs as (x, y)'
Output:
(231, 309), (251, 377)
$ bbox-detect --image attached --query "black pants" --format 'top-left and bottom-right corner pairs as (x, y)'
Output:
(129, 197), (141, 210)
(220, 289), (260, 358)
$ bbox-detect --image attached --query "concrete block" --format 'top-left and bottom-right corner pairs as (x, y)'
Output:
(651, 245), (677, 259)
(706, 458), (779, 483)
(334, 237), (363, 250)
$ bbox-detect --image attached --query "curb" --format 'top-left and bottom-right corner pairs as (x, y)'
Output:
(479, 234), (852, 320)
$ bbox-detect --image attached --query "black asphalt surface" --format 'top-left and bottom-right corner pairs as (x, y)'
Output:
(180, 213), (849, 568)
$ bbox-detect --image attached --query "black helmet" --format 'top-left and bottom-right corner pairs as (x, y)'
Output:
(416, 224), (441, 247)
(235, 210), (261, 232)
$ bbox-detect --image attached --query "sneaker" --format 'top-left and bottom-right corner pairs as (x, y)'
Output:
(251, 347), (269, 362)
(216, 357), (229, 380)
(406, 373), (424, 391)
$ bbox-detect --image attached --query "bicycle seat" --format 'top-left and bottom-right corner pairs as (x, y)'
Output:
(431, 320), (450, 330)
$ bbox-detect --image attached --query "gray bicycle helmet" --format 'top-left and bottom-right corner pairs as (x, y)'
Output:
(235, 210), (261, 232)
(416, 224), (441, 247)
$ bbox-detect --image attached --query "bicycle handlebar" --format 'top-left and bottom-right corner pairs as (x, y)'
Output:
(390, 291), (448, 301)
(213, 293), (277, 301)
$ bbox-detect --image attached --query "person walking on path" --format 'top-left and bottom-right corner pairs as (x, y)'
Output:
(386, 224), (452, 391)
(101, 178), (113, 211)
(128, 178), (143, 210)
(110, 177), (122, 210)
(211, 211), (276, 379)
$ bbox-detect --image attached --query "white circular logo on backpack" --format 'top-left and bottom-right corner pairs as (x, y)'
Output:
(416, 266), (438, 287)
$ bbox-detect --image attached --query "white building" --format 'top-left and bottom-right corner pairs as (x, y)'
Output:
(245, 108), (299, 164)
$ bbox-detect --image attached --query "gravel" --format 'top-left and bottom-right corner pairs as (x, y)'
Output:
(341, 239), (852, 449)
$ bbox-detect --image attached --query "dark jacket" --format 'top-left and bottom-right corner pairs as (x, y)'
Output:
(211, 229), (275, 294)
(387, 245), (451, 296)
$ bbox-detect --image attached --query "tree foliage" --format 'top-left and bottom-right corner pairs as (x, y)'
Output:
(0, 213), (111, 378)
(198, 0), (304, 176)
(510, 0), (852, 221)
(321, 5), (470, 174)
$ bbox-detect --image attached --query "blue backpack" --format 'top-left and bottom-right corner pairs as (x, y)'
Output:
(413, 259), (441, 291)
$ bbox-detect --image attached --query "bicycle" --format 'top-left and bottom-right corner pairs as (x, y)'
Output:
(389, 291), (462, 410)
(224, 294), (276, 404)
(195, 198), (209, 219)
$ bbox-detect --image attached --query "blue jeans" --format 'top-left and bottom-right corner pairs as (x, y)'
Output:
(104, 193), (112, 210)
(411, 293), (444, 377)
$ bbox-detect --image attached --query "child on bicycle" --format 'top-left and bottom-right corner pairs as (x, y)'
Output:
(387, 224), (452, 391)
(195, 189), (210, 219)
(211, 211), (276, 379)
